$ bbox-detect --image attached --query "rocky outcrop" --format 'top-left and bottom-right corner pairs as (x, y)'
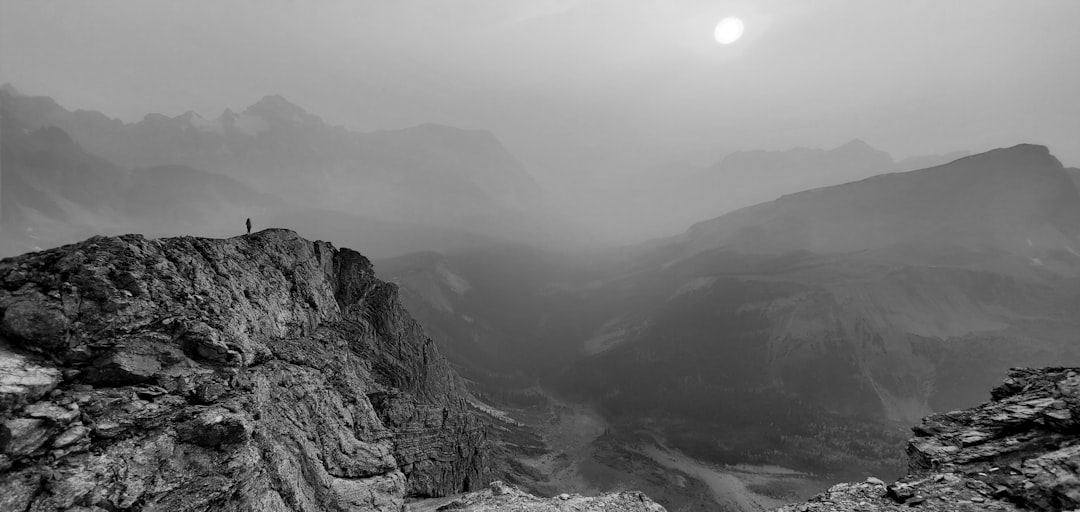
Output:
(408, 480), (667, 512)
(0, 229), (486, 511)
(773, 367), (1080, 511)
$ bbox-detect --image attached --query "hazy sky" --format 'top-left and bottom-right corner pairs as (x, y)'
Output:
(3, 0), (1079, 173)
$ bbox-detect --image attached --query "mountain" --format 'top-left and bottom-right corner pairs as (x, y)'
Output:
(380, 144), (1080, 509)
(697, 139), (895, 205)
(0, 107), (282, 256)
(0, 230), (487, 510)
(676, 144), (1080, 266)
(893, 150), (971, 172)
(0, 85), (550, 245)
(551, 145), (1080, 463)
(572, 139), (969, 244)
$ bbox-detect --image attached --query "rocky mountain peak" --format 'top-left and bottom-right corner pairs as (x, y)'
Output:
(0, 229), (487, 510)
(835, 138), (875, 152)
(242, 94), (324, 126)
(959, 143), (1058, 169)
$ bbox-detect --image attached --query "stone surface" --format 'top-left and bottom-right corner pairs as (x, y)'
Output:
(772, 367), (1080, 512)
(0, 346), (61, 410)
(407, 481), (667, 512)
(0, 229), (487, 511)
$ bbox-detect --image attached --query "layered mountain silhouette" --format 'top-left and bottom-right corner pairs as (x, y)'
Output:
(0, 107), (280, 255)
(0, 85), (542, 235)
(678, 144), (1080, 271)
(0, 85), (567, 256)
(582, 138), (972, 242)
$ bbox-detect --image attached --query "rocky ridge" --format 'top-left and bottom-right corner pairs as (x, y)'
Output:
(0, 229), (486, 511)
(407, 480), (667, 512)
(773, 367), (1080, 511)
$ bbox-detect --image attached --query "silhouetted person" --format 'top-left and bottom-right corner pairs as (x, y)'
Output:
(246, 218), (252, 235)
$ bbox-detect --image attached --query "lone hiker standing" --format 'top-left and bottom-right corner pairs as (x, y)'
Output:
(246, 218), (252, 235)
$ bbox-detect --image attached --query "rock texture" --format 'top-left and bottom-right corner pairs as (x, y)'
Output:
(407, 481), (667, 512)
(773, 367), (1080, 511)
(0, 229), (486, 511)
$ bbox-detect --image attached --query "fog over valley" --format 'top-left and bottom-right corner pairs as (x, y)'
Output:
(2, 2), (1080, 512)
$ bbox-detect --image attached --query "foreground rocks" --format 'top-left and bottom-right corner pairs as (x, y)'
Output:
(408, 481), (667, 512)
(773, 367), (1080, 511)
(0, 230), (486, 511)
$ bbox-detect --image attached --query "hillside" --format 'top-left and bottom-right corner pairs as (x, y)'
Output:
(555, 145), (1080, 443)
(678, 144), (1080, 272)
(0, 230), (486, 510)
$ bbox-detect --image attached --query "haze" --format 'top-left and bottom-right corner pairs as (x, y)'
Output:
(3, 0), (1080, 243)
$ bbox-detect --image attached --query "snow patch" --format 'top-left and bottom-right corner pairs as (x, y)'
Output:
(583, 316), (649, 354)
(667, 276), (718, 301)
(437, 264), (472, 295)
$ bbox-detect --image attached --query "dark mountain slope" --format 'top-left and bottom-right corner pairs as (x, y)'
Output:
(678, 144), (1080, 269)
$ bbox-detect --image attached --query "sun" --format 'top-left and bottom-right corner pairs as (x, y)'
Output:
(714, 17), (745, 45)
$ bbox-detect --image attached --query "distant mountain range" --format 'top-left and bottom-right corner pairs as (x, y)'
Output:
(575, 138), (973, 242)
(0, 84), (564, 256)
(678, 144), (1080, 269)
(1, 84), (541, 224)
(0, 107), (282, 254)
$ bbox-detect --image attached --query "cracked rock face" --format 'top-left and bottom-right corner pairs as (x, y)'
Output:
(0, 229), (487, 511)
(773, 367), (1080, 512)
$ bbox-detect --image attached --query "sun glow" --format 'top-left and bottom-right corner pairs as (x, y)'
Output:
(714, 17), (745, 45)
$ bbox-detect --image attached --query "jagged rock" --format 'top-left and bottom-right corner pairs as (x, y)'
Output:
(23, 401), (80, 423)
(176, 407), (251, 447)
(1, 296), (71, 350)
(83, 347), (162, 385)
(0, 230), (487, 511)
(51, 424), (89, 449)
(1, 417), (51, 457)
(410, 480), (667, 512)
(772, 367), (1080, 512)
(0, 346), (61, 410)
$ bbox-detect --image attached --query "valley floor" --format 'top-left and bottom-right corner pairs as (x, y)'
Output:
(473, 385), (835, 512)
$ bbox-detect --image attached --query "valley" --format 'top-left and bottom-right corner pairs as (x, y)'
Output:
(476, 382), (828, 512)
(377, 143), (1080, 511)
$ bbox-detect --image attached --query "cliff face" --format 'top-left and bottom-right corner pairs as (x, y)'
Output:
(0, 229), (486, 511)
(773, 367), (1080, 512)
